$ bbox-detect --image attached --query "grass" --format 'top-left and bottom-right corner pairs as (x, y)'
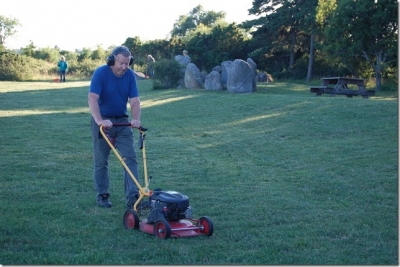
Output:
(0, 79), (398, 265)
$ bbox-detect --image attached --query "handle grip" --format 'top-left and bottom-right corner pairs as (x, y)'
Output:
(111, 123), (148, 132)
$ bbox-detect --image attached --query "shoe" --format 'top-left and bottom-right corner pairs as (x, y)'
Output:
(97, 193), (112, 208)
(126, 194), (137, 209)
(126, 196), (149, 210)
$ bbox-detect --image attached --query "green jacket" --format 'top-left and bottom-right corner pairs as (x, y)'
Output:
(58, 60), (68, 71)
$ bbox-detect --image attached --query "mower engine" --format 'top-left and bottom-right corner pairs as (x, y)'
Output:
(147, 189), (193, 223)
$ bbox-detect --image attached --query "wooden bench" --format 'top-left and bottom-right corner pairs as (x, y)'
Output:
(310, 77), (375, 99)
(310, 86), (334, 95)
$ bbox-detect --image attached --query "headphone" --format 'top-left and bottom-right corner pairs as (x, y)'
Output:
(106, 46), (134, 66)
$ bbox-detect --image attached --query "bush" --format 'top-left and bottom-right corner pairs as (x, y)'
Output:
(71, 58), (103, 77)
(0, 52), (54, 81)
(152, 59), (183, 89)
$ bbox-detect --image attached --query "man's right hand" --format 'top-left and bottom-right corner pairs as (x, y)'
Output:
(98, 119), (113, 127)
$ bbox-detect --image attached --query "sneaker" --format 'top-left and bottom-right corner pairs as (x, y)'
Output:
(97, 193), (112, 208)
(126, 195), (138, 209)
(126, 196), (149, 210)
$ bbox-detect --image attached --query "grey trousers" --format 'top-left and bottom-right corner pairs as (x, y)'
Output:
(91, 117), (139, 204)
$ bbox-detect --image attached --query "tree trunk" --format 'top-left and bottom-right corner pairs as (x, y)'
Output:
(288, 29), (296, 69)
(374, 50), (385, 91)
(362, 50), (384, 91)
(306, 34), (314, 82)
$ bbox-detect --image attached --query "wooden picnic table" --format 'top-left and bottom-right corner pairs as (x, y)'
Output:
(310, 77), (375, 99)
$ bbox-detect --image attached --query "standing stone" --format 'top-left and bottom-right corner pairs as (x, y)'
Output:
(184, 63), (203, 89)
(212, 65), (222, 73)
(175, 55), (190, 67)
(227, 59), (253, 93)
(221, 61), (232, 87)
(258, 72), (267, 82)
(175, 55), (191, 88)
(200, 70), (208, 83)
(205, 71), (223, 90)
(247, 58), (257, 92)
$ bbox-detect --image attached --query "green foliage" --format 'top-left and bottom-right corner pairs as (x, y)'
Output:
(170, 5), (226, 37)
(151, 59), (182, 89)
(0, 46), (105, 81)
(21, 40), (36, 57)
(77, 47), (92, 62)
(68, 58), (104, 77)
(186, 24), (249, 71)
(34, 47), (60, 63)
(0, 52), (53, 81)
(0, 15), (20, 45)
(123, 36), (142, 53)
(318, 0), (398, 90)
(246, 0), (320, 72)
(91, 45), (107, 61)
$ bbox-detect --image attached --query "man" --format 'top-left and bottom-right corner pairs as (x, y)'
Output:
(57, 56), (68, 82)
(88, 45), (141, 208)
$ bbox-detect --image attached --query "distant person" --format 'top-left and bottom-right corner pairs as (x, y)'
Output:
(88, 45), (142, 209)
(146, 54), (155, 78)
(57, 56), (68, 82)
(183, 50), (191, 63)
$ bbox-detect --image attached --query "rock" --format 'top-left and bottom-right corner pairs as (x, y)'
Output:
(175, 55), (190, 67)
(257, 71), (274, 83)
(247, 58), (257, 92)
(212, 65), (222, 73)
(205, 71), (223, 90)
(221, 61), (232, 87)
(200, 70), (208, 83)
(258, 72), (267, 82)
(227, 59), (253, 93)
(184, 63), (203, 89)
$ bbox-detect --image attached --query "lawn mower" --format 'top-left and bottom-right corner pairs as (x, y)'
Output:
(99, 123), (214, 239)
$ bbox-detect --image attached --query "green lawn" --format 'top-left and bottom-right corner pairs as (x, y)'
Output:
(0, 79), (397, 265)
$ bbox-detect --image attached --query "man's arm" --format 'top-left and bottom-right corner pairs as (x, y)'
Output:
(129, 96), (141, 128)
(88, 92), (112, 127)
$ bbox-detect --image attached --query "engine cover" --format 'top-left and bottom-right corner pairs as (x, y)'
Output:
(147, 189), (191, 222)
(151, 190), (189, 208)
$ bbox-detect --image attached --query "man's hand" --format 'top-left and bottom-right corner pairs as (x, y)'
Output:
(130, 119), (141, 128)
(98, 119), (113, 127)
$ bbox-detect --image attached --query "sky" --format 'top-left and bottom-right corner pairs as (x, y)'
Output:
(2, 0), (258, 51)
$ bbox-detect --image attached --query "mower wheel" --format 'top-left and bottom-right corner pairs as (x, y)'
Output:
(153, 218), (171, 239)
(199, 216), (214, 236)
(123, 209), (139, 229)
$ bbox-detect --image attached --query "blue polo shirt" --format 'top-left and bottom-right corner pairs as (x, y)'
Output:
(90, 65), (139, 117)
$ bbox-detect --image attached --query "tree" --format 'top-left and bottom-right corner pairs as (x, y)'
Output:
(91, 45), (107, 61)
(123, 36), (142, 55)
(245, 0), (319, 78)
(0, 15), (20, 48)
(170, 5), (226, 37)
(21, 40), (36, 57)
(77, 47), (92, 62)
(186, 23), (249, 71)
(34, 47), (60, 63)
(317, 0), (398, 90)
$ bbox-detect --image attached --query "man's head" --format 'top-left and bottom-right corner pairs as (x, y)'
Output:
(60, 56), (65, 61)
(108, 46), (133, 77)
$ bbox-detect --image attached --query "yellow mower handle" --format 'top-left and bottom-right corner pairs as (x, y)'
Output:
(99, 124), (151, 210)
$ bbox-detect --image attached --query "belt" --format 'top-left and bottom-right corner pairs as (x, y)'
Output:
(102, 115), (128, 119)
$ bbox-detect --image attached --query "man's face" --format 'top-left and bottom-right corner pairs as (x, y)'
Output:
(111, 54), (130, 77)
